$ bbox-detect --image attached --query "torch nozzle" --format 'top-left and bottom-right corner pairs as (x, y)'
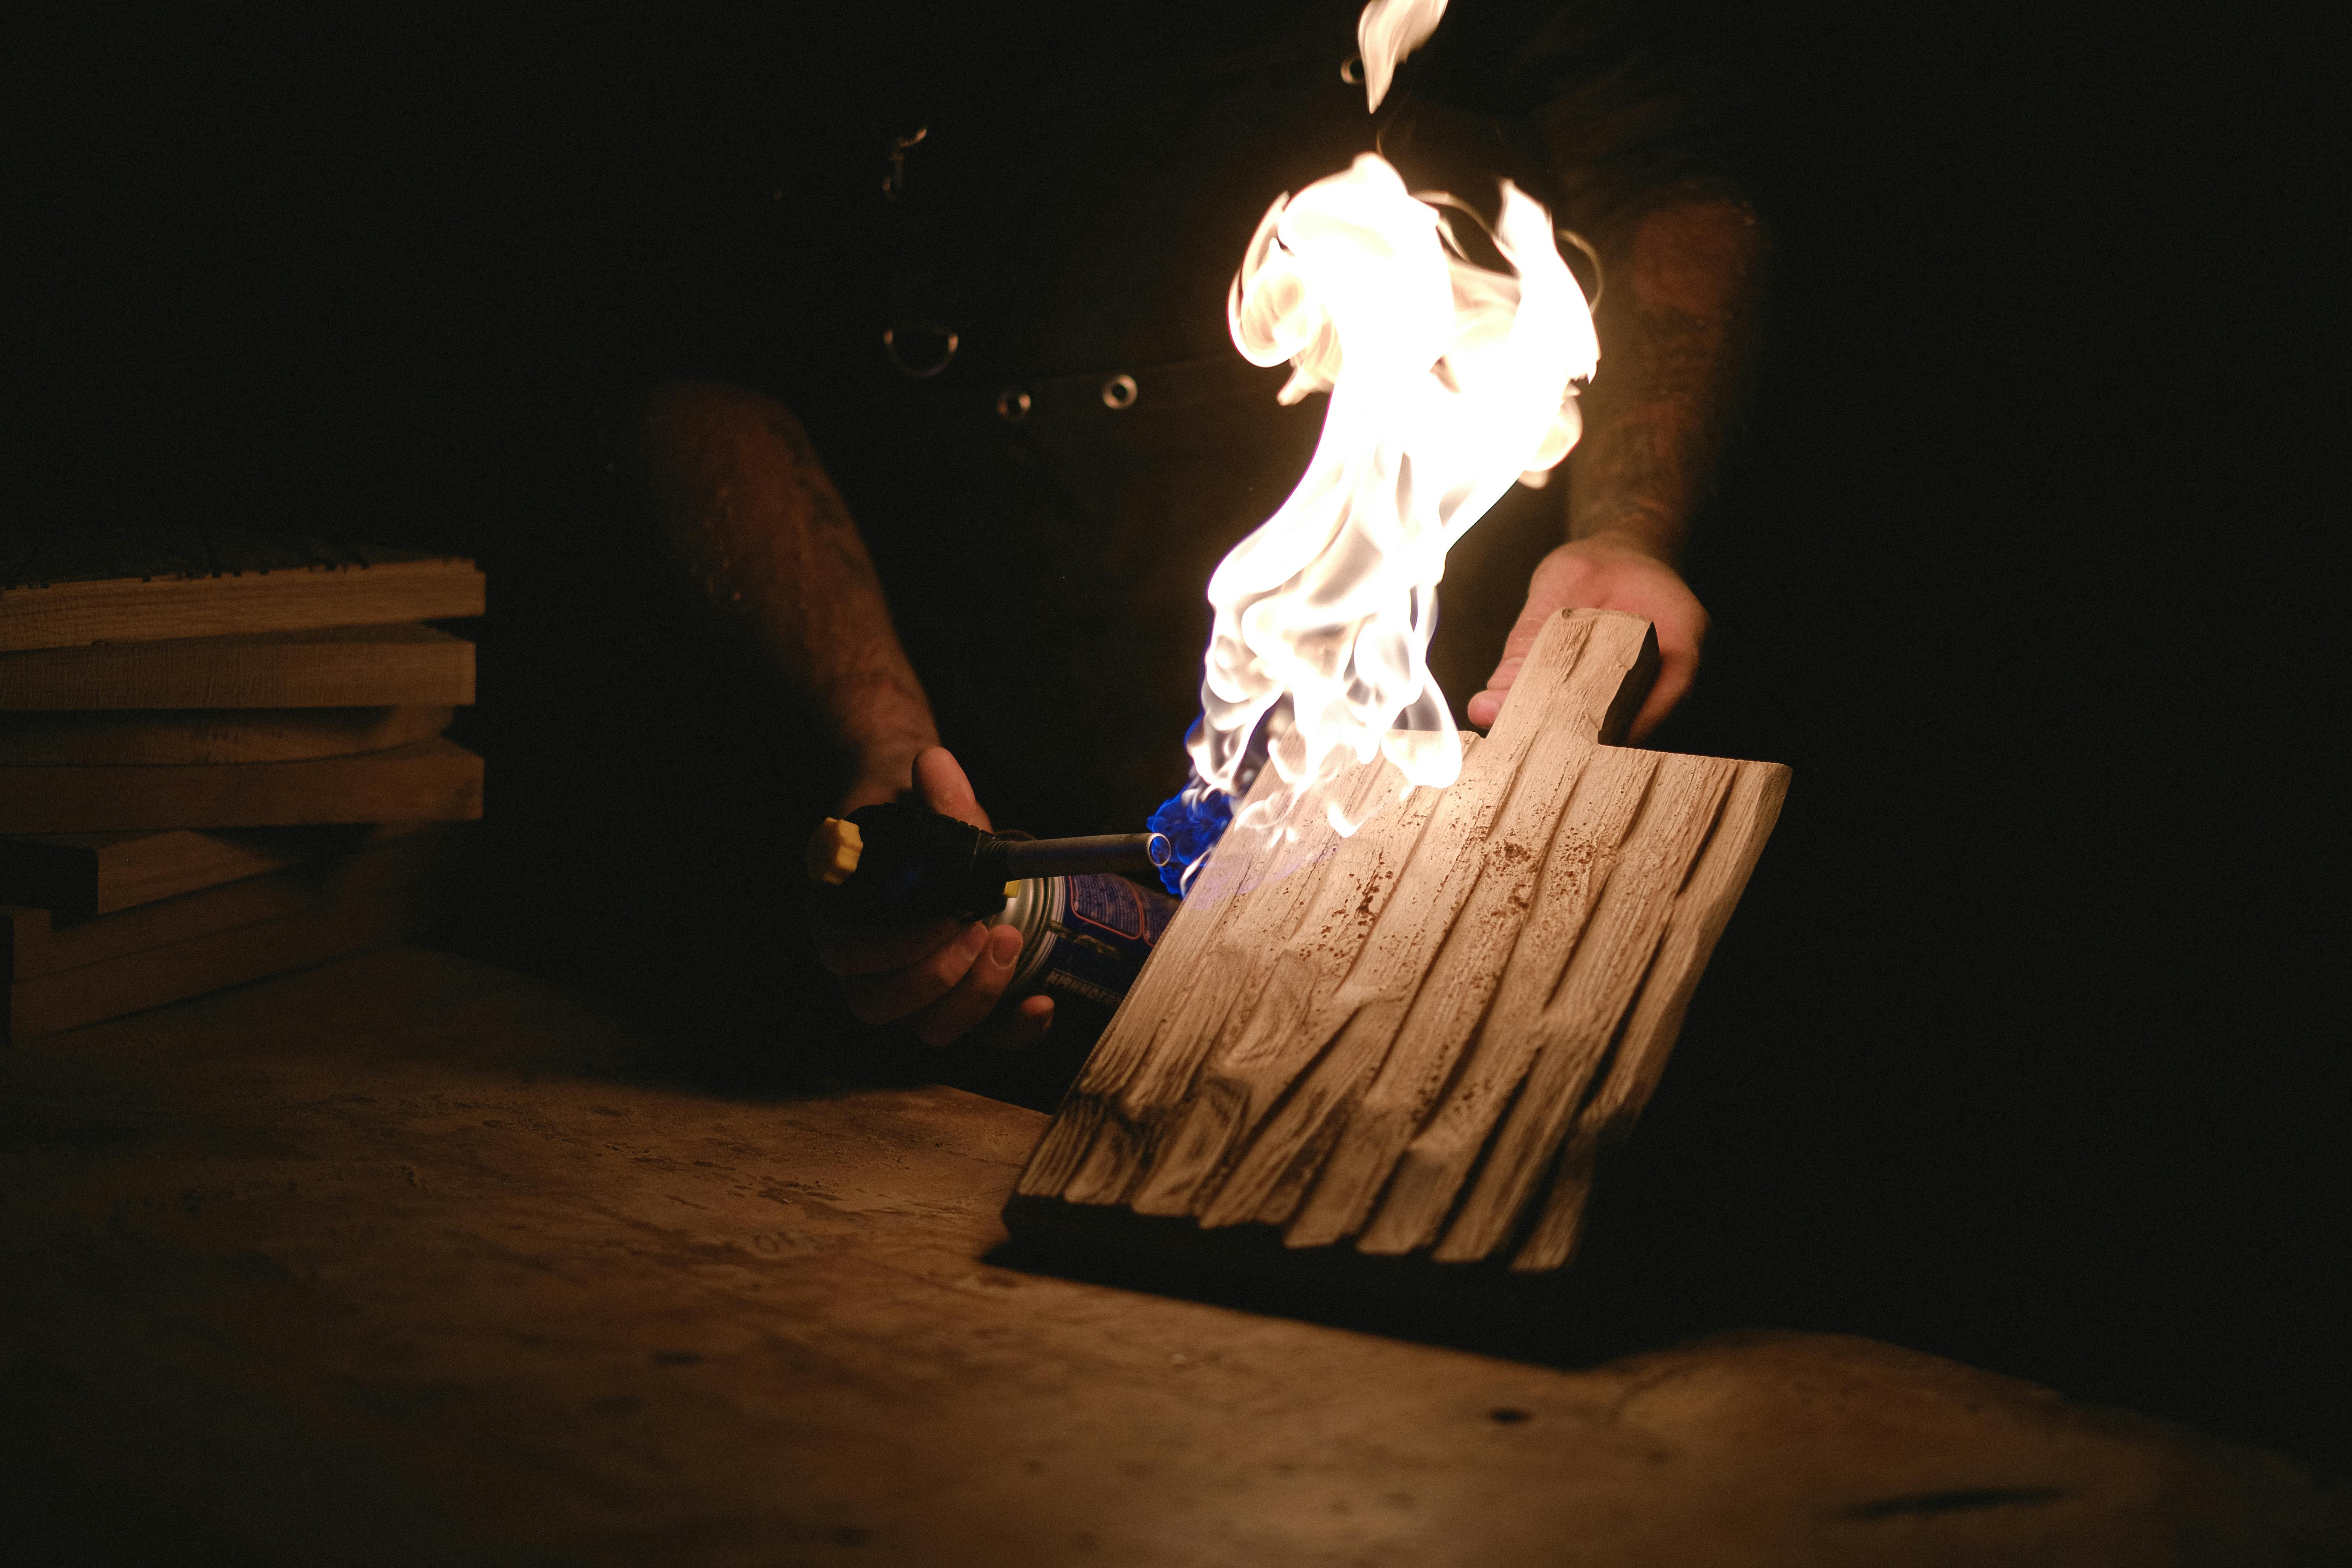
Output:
(1003, 832), (1173, 881)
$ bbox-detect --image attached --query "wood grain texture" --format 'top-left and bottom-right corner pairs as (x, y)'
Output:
(0, 705), (452, 765)
(1011, 609), (1789, 1271)
(1508, 758), (1792, 1272)
(0, 623), (477, 711)
(0, 821), (426, 920)
(0, 738), (482, 834)
(1360, 745), (1658, 1256)
(0, 532), (483, 653)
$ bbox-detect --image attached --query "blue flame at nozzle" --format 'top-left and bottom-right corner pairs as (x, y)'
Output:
(1146, 712), (1279, 897)
(1145, 775), (1231, 897)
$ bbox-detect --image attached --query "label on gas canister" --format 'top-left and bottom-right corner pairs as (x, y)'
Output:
(997, 873), (1179, 1041)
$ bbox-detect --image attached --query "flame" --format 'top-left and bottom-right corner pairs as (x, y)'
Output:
(1356, 0), (1448, 112)
(1144, 770), (1233, 897)
(1185, 154), (1596, 843)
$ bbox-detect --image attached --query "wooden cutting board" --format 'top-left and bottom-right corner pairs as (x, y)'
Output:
(1008, 609), (1789, 1273)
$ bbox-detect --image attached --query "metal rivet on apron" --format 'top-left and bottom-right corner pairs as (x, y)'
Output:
(1101, 373), (1139, 410)
(883, 322), (959, 378)
(995, 388), (1032, 423)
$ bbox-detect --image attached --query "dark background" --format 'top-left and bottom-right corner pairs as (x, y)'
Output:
(7, 0), (2344, 1472)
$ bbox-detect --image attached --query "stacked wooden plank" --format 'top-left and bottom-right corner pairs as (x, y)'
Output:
(1008, 609), (1789, 1274)
(2, 530), (483, 1042)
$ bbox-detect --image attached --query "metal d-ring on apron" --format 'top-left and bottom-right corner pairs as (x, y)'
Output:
(883, 321), (960, 378)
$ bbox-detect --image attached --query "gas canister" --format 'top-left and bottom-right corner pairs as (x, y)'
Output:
(989, 872), (1181, 1041)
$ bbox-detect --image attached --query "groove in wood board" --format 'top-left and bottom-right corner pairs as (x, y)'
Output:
(1017, 755), (1299, 1195)
(1288, 718), (1647, 1250)
(1019, 610), (1645, 1217)
(1356, 746), (1659, 1254)
(1086, 615), (1650, 1223)
(1124, 761), (1450, 1217)
(0, 705), (452, 766)
(1008, 608), (1789, 1274)
(1190, 617), (1657, 1233)
(1508, 759), (1790, 1271)
(0, 738), (483, 834)
(1182, 736), (1530, 1230)
(1432, 753), (1738, 1262)
(1055, 746), (1394, 1206)
(0, 624), (476, 711)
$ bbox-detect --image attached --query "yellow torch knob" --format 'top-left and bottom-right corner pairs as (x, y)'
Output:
(805, 817), (864, 885)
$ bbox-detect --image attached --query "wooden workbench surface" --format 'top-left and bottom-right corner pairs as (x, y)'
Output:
(1, 947), (2338, 1565)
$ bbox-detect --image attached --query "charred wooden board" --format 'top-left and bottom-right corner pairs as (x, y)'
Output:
(1008, 609), (1789, 1273)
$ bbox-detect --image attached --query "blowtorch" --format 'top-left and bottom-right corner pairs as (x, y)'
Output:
(805, 802), (1172, 923)
(806, 804), (1182, 1050)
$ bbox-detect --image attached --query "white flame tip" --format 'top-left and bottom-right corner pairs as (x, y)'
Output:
(1357, 0), (1450, 113)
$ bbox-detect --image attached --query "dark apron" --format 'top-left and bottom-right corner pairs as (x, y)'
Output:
(823, 8), (1575, 838)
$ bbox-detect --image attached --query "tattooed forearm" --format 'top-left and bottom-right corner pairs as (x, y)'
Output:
(637, 381), (940, 779)
(1569, 196), (1768, 563)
